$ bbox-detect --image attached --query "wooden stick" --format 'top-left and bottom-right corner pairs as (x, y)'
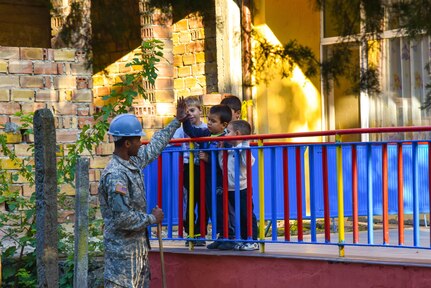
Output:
(157, 223), (167, 288)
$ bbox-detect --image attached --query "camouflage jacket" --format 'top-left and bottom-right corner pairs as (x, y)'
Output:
(98, 119), (180, 287)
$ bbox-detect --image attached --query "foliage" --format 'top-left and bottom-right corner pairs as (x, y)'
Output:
(392, 0), (431, 39)
(58, 39), (164, 183)
(0, 114), (37, 287)
(0, 39), (164, 287)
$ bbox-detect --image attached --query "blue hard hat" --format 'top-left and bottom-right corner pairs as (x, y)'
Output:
(108, 114), (145, 137)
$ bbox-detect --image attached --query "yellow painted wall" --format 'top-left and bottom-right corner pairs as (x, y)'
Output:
(253, 0), (322, 141)
(333, 46), (360, 142)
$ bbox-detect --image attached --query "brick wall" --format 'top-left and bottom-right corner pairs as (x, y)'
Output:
(0, 46), (94, 210)
(172, 13), (219, 101)
(0, 1), (226, 215)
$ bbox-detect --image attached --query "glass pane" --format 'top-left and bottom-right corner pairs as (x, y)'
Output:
(323, 44), (361, 142)
(385, 0), (401, 30)
(380, 36), (431, 140)
(324, 0), (360, 38)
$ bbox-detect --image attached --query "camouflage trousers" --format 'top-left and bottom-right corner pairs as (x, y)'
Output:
(104, 257), (151, 288)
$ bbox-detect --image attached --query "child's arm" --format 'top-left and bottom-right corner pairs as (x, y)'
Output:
(183, 119), (211, 138)
(172, 127), (184, 139)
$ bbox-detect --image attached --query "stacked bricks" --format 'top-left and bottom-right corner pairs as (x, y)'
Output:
(172, 14), (218, 100)
(137, 0), (175, 138)
(0, 46), (94, 208)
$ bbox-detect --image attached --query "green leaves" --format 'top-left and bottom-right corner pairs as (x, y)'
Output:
(58, 39), (164, 184)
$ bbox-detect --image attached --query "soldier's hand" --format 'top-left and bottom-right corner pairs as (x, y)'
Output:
(152, 206), (164, 224)
(175, 97), (188, 122)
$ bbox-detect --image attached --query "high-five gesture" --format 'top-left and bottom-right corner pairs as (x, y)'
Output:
(176, 96), (188, 122)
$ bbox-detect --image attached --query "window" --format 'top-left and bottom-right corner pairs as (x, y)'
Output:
(321, 1), (431, 141)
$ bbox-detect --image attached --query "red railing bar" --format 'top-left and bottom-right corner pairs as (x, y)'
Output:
(295, 147), (303, 241)
(246, 149), (253, 239)
(178, 153), (184, 237)
(222, 150), (229, 238)
(322, 146), (330, 242)
(283, 147), (290, 241)
(382, 144), (389, 244)
(398, 143), (404, 245)
(352, 145), (358, 243)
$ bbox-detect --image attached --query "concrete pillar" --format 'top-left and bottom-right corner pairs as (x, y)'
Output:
(73, 157), (90, 288)
(34, 108), (59, 288)
(215, 0), (243, 98)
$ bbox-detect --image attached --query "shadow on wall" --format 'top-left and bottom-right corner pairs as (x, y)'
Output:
(0, 0), (51, 48)
(91, 0), (142, 75)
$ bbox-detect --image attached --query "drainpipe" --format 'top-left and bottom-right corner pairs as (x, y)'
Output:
(241, 0), (254, 130)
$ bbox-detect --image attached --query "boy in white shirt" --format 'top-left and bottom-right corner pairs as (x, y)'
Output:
(218, 120), (259, 251)
(173, 96), (207, 246)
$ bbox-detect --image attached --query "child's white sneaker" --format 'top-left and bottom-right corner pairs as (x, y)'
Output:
(240, 243), (259, 251)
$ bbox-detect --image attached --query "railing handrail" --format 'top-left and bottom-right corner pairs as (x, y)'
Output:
(146, 125), (431, 144)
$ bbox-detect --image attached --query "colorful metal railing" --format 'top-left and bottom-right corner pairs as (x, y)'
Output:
(145, 126), (431, 254)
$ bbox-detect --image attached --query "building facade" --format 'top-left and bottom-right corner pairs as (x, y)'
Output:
(0, 0), (430, 207)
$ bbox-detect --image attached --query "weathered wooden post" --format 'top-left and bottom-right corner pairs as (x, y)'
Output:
(34, 109), (59, 287)
(74, 157), (89, 288)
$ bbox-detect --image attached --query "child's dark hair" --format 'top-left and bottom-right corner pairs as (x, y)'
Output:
(220, 95), (241, 112)
(209, 104), (232, 123)
(229, 120), (251, 135)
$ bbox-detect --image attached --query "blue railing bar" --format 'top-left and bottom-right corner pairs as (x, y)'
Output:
(211, 150), (217, 239)
(367, 143), (374, 244)
(271, 148), (277, 241)
(234, 149), (241, 240)
(309, 145), (317, 243)
(167, 152), (173, 238)
(413, 142), (419, 246)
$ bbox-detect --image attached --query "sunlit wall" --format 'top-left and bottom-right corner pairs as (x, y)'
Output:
(253, 0), (322, 141)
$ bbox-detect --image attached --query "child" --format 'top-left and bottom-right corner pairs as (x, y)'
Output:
(173, 96), (207, 246)
(218, 119), (259, 251)
(221, 95), (242, 120)
(182, 104), (233, 249)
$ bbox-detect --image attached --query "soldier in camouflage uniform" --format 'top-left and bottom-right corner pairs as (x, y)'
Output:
(99, 98), (187, 287)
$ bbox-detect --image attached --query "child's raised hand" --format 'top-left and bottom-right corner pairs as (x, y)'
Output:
(199, 151), (209, 163)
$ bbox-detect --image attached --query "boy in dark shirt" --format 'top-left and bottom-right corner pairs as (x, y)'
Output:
(182, 104), (233, 249)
